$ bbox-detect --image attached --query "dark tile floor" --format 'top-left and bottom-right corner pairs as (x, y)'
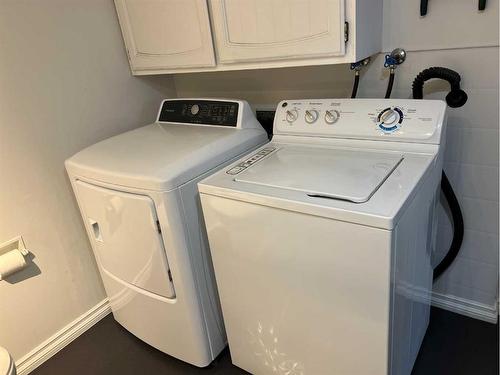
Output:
(31, 307), (498, 375)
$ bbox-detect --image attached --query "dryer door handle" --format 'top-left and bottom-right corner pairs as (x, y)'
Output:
(88, 218), (103, 242)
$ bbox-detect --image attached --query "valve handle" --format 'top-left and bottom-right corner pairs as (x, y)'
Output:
(384, 55), (397, 68)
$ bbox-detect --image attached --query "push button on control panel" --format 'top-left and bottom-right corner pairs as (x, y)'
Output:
(226, 147), (277, 175)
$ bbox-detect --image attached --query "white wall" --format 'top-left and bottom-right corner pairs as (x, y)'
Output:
(174, 1), (499, 321)
(0, 0), (176, 361)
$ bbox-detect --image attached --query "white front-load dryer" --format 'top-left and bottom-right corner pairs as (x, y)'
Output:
(66, 99), (268, 367)
(199, 99), (447, 375)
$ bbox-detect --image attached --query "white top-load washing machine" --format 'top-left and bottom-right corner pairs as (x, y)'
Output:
(199, 99), (447, 375)
(66, 99), (268, 367)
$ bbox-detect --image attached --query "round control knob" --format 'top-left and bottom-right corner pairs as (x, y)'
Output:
(324, 110), (340, 124)
(305, 109), (319, 124)
(380, 109), (398, 125)
(285, 109), (299, 123)
(377, 107), (404, 133)
(190, 104), (200, 115)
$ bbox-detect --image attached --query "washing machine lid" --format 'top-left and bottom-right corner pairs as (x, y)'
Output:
(0, 347), (12, 375)
(66, 123), (267, 191)
(235, 146), (403, 203)
(199, 142), (438, 229)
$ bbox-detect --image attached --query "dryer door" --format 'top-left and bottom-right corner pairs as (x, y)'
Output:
(75, 180), (175, 298)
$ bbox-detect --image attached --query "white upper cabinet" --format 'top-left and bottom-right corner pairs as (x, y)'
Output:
(114, 0), (383, 75)
(114, 0), (215, 73)
(210, 0), (345, 64)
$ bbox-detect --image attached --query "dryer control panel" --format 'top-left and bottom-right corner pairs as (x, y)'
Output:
(158, 99), (239, 127)
(274, 99), (447, 145)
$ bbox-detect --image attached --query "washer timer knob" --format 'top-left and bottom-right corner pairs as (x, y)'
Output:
(377, 107), (404, 133)
(305, 110), (319, 124)
(324, 110), (340, 124)
(286, 109), (299, 123)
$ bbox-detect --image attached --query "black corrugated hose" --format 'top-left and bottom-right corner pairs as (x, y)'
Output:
(412, 67), (468, 108)
(411, 67), (467, 281)
(434, 172), (465, 279)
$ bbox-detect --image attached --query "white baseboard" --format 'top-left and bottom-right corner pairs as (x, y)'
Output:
(431, 291), (498, 324)
(15, 299), (111, 375)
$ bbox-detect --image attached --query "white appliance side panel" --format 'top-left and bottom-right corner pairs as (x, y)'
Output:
(390, 170), (435, 375)
(115, 0), (215, 72)
(74, 180), (175, 299)
(178, 177), (227, 359)
(201, 194), (392, 375)
(174, 139), (267, 358)
(209, 0), (346, 63)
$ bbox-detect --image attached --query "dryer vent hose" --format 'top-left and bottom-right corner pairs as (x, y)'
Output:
(411, 67), (467, 281)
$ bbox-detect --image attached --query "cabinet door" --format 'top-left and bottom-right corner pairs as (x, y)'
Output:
(210, 0), (345, 64)
(115, 0), (215, 72)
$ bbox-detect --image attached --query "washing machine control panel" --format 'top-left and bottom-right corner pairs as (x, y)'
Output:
(274, 99), (447, 144)
(158, 99), (239, 127)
